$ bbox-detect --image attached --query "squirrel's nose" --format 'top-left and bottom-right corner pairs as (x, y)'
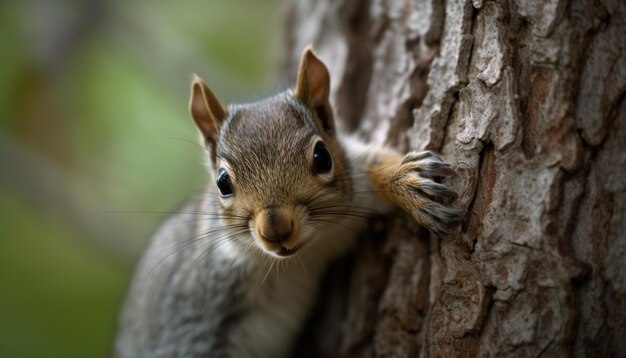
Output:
(261, 220), (293, 244)
(257, 208), (294, 244)
(264, 227), (292, 244)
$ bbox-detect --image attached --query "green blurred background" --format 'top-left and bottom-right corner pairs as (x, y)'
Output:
(0, 1), (282, 356)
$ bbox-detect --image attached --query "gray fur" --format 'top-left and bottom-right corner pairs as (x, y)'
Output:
(115, 200), (246, 357)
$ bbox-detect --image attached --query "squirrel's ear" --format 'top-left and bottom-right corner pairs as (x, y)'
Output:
(294, 47), (335, 135)
(189, 75), (226, 147)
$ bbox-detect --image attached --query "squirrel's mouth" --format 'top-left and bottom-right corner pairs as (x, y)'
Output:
(275, 243), (304, 257)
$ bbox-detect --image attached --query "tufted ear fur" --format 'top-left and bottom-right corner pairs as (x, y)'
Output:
(294, 47), (335, 135)
(189, 75), (226, 158)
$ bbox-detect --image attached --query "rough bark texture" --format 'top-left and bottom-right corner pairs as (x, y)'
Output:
(288, 0), (625, 356)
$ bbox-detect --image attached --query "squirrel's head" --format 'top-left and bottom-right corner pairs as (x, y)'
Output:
(189, 47), (351, 259)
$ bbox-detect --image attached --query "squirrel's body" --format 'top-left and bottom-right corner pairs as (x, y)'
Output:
(115, 48), (460, 357)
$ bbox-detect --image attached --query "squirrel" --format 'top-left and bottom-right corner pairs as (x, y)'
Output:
(114, 47), (461, 357)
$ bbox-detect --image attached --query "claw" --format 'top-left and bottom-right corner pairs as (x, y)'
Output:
(416, 179), (458, 199)
(402, 151), (455, 177)
(414, 160), (455, 177)
(415, 202), (463, 237)
(401, 150), (438, 164)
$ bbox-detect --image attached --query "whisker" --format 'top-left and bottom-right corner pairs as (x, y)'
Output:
(262, 258), (276, 285)
(308, 217), (363, 235)
(146, 223), (249, 278)
(98, 210), (249, 221)
(297, 255), (307, 275)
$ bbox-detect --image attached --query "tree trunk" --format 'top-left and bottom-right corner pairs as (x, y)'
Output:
(287, 0), (626, 356)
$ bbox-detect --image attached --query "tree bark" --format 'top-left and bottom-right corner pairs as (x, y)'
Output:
(287, 0), (626, 356)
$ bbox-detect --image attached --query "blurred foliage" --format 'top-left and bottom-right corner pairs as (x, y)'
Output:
(0, 0), (282, 356)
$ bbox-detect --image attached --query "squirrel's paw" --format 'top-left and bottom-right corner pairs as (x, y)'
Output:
(391, 151), (462, 237)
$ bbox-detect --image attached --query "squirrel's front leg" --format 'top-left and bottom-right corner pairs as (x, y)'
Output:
(346, 138), (462, 237)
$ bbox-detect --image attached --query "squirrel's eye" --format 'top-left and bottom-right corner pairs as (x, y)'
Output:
(312, 141), (332, 174)
(216, 169), (234, 197)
